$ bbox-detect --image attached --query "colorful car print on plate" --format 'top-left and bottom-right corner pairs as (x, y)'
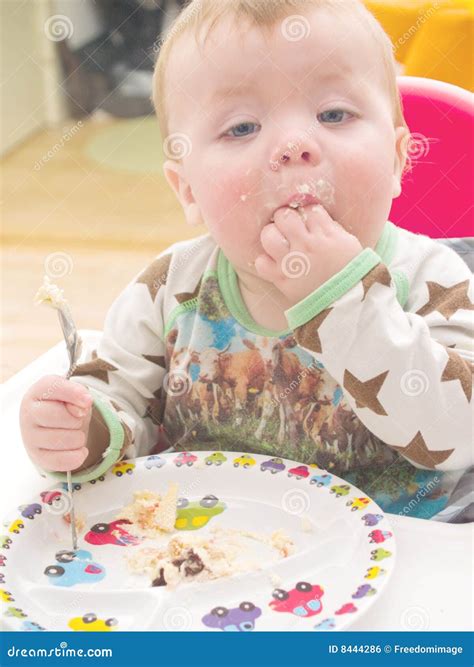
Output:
(205, 452), (227, 466)
(61, 482), (82, 492)
(0, 536), (12, 549)
(269, 581), (324, 617)
(8, 520), (24, 534)
(84, 520), (141, 547)
(287, 465), (311, 480)
(365, 566), (386, 579)
(352, 584), (376, 599)
(0, 589), (14, 602)
(40, 490), (63, 505)
(335, 603), (357, 615)
(112, 462), (135, 477)
(18, 504), (42, 520)
(202, 602), (262, 631)
(44, 550), (106, 587)
(144, 455), (166, 470)
(175, 495), (226, 530)
(21, 621), (45, 631)
(314, 618), (336, 630)
(89, 475), (106, 484)
(174, 452), (198, 467)
(369, 529), (392, 544)
(371, 548), (392, 562)
(233, 455), (256, 469)
(362, 513), (384, 526)
(330, 484), (351, 497)
(310, 473), (332, 487)
(68, 613), (117, 632)
(346, 497), (370, 511)
(260, 457), (286, 474)
(4, 607), (26, 618)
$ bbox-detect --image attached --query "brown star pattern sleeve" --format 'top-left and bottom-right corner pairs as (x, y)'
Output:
(290, 238), (474, 473)
(68, 249), (173, 476)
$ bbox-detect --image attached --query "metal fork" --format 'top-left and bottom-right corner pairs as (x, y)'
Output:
(56, 303), (83, 552)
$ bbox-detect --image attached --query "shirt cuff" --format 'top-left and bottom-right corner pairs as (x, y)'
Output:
(37, 388), (125, 484)
(284, 248), (381, 329)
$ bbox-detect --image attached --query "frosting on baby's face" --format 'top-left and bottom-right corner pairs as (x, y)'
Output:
(163, 7), (408, 278)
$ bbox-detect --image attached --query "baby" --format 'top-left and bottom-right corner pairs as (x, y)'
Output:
(20, 0), (473, 522)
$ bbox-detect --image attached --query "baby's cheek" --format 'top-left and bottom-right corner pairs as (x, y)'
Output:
(335, 149), (394, 239)
(197, 164), (261, 223)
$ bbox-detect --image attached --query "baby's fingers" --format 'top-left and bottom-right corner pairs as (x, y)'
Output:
(29, 375), (92, 409)
(37, 447), (89, 472)
(35, 427), (87, 451)
(30, 400), (86, 429)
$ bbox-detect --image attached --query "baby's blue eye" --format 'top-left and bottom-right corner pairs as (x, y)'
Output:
(226, 122), (260, 138)
(318, 109), (351, 124)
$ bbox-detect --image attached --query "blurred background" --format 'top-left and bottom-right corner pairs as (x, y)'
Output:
(1, 0), (473, 382)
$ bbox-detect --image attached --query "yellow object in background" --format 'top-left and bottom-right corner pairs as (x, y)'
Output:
(365, 0), (474, 91)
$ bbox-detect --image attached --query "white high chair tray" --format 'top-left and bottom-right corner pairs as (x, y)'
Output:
(1, 332), (472, 631)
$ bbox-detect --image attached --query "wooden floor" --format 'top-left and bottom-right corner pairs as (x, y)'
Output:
(1, 116), (203, 382)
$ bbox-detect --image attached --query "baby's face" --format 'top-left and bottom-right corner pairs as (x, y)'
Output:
(163, 7), (408, 275)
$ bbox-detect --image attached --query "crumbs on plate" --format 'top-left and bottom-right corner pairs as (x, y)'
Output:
(63, 512), (86, 533)
(116, 483), (179, 537)
(126, 526), (295, 589)
(116, 482), (295, 588)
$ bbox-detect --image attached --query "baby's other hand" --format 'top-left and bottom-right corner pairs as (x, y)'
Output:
(20, 375), (93, 472)
(255, 204), (363, 305)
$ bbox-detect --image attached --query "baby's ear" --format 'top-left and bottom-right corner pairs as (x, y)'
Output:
(392, 126), (410, 199)
(163, 159), (204, 227)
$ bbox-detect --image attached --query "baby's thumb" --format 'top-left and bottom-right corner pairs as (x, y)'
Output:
(66, 402), (91, 420)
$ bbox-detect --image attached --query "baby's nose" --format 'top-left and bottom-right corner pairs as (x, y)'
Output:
(270, 138), (319, 170)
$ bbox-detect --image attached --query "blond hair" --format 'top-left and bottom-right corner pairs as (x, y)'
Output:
(152, 0), (408, 142)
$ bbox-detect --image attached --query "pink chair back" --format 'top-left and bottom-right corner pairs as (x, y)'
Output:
(390, 76), (473, 238)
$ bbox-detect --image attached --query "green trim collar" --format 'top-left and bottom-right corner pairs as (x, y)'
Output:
(217, 248), (292, 337)
(216, 221), (397, 337)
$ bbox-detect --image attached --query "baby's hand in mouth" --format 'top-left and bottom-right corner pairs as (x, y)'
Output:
(254, 204), (363, 305)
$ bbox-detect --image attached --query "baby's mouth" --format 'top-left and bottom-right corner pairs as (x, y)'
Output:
(269, 194), (320, 223)
(269, 179), (335, 222)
